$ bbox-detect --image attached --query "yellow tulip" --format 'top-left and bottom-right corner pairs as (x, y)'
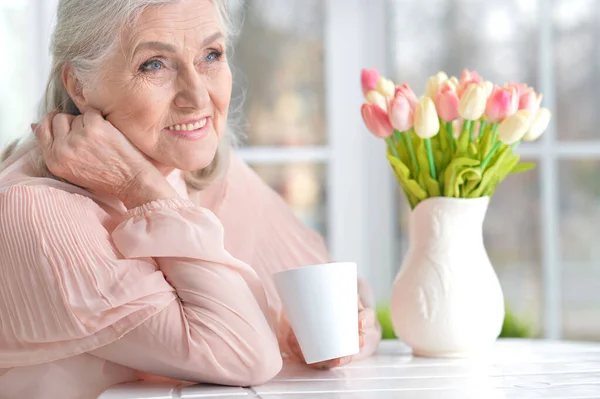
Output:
(458, 84), (486, 120)
(425, 71), (449, 99)
(482, 81), (494, 98)
(376, 77), (395, 98)
(523, 108), (551, 141)
(498, 110), (531, 145)
(414, 97), (440, 139)
(448, 76), (459, 91)
(366, 90), (388, 111)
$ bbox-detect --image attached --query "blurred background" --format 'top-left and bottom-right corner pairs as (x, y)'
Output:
(1, 0), (599, 341)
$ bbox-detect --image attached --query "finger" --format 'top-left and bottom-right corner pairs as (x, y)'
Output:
(35, 113), (56, 149)
(309, 356), (353, 370)
(52, 113), (76, 141)
(308, 360), (337, 370)
(83, 108), (105, 126)
(286, 331), (305, 361)
(337, 356), (353, 367)
(358, 308), (377, 331)
(30, 123), (39, 131)
(71, 115), (85, 131)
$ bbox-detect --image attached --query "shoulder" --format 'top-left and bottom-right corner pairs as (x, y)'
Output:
(0, 184), (111, 258)
(1, 184), (104, 224)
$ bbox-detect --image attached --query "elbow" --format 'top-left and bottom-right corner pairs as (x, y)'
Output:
(235, 335), (282, 387)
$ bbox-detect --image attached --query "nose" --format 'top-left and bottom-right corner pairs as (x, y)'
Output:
(174, 66), (210, 110)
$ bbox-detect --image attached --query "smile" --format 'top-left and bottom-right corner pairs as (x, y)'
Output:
(166, 118), (208, 131)
(164, 117), (210, 140)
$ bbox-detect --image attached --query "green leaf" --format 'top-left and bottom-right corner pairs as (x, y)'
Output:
(468, 142), (479, 158)
(510, 162), (537, 174)
(420, 168), (441, 197)
(486, 153), (520, 195)
(392, 131), (412, 176)
(415, 141), (441, 196)
(468, 146), (512, 198)
(443, 157), (480, 197)
(457, 167), (482, 197)
(480, 123), (495, 162)
(456, 121), (471, 156)
(387, 155), (428, 207)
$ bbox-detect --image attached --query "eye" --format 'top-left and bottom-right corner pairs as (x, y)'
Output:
(139, 59), (165, 72)
(205, 50), (223, 63)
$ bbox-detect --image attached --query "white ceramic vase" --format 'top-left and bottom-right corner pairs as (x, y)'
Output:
(390, 196), (504, 357)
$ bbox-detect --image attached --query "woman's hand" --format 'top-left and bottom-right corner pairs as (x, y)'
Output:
(286, 298), (378, 369)
(35, 110), (178, 209)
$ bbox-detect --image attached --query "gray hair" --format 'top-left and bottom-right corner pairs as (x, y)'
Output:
(2, 0), (235, 191)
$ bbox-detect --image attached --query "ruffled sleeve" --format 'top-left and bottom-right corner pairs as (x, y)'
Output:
(0, 185), (282, 385)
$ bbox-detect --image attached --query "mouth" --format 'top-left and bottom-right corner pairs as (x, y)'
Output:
(164, 118), (210, 140)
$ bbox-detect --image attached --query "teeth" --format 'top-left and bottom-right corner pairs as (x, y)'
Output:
(167, 119), (207, 131)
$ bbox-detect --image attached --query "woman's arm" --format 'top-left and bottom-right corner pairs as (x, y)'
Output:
(210, 153), (382, 363)
(0, 185), (282, 386)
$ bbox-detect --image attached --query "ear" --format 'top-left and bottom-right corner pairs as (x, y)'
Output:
(62, 64), (88, 112)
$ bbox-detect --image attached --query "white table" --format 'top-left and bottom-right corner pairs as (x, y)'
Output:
(99, 339), (600, 398)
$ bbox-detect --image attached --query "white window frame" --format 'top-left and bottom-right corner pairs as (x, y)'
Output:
(240, 0), (396, 301)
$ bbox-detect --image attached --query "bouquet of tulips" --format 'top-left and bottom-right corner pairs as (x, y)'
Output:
(360, 68), (552, 209)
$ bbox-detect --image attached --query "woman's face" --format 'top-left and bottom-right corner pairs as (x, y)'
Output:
(81, 0), (231, 173)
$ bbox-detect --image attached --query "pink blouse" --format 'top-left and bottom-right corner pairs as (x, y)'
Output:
(0, 144), (380, 399)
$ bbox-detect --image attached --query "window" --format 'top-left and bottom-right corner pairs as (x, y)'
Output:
(0, 0), (34, 146)
(2, 0), (598, 341)
(389, 0), (600, 340)
(229, 0), (328, 236)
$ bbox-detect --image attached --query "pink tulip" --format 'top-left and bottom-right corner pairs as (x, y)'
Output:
(361, 103), (393, 138)
(458, 69), (483, 97)
(504, 82), (529, 97)
(485, 85), (519, 123)
(361, 68), (379, 97)
(388, 93), (414, 132)
(434, 81), (460, 122)
(395, 83), (419, 110)
(518, 89), (543, 117)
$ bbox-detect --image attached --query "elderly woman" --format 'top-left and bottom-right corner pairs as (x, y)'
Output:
(0, 0), (381, 398)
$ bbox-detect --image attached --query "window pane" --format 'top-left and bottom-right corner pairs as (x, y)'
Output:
(229, 0), (326, 147)
(250, 163), (327, 237)
(554, 0), (600, 141)
(0, 1), (34, 146)
(486, 160), (542, 336)
(390, 0), (538, 98)
(560, 160), (600, 340)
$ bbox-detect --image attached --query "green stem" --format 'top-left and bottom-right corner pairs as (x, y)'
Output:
(481, 141), (502, 169)
(445, 121), (455, 152)
(479, 120), (487, 140)
(393, 129), (404, 147)
(491, 123), (499, 145)
(424, 138), (436, 180)
(461, 120), (472, 139)
(403, 129), (419, 175)
(385, 137), (400, 159)
(469, 120), (477, 142)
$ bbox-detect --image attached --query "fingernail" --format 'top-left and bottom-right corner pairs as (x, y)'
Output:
(359, 319), (364, 330)
(360, 335), (365, 348)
